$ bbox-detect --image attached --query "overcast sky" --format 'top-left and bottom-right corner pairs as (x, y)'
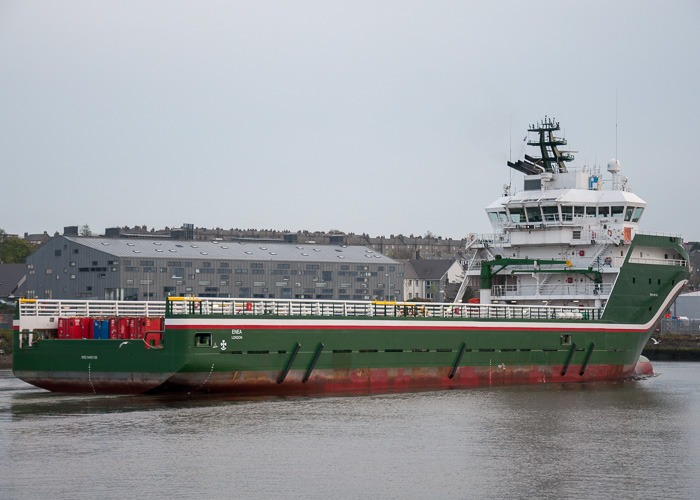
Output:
(2, 1), (699, 241)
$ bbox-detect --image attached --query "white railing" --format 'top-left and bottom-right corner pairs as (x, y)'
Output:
(17, 297), (604, 322)
(166, 297), (603, 321)
(18, 299), (166, 318)
(636, 230), (683, 239)
(628, 257), (687, 267)
(475, 233), (511, 247)
(492, 283), (613, 297)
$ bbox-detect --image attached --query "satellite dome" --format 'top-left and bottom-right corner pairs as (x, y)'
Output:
(607, 158), (621, 173)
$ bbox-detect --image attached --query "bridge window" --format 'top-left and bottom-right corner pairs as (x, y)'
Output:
(632, 207), (644, 222)
(598, 207), (609, 218)
(509, 207), (525, 223)
(586, 206), (596, 217)
(526, 207), (542, 223)
(611, 206), (624, 218)
(561, 206), (573, 221)
(625, 206), (634, 221)
(542, 205), (559, 222)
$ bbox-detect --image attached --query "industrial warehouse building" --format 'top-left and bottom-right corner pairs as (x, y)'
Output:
(26, 236), (404, 302)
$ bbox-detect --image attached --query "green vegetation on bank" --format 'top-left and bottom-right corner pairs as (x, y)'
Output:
(0, 235), (33, 263)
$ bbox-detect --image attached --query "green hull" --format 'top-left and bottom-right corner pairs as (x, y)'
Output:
(12, 234), (689, 395)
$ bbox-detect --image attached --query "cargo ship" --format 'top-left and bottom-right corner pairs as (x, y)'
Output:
(12, 118), (689, 394)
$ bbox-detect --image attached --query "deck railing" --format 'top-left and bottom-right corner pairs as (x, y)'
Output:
(492, 283), (613, 298)
(18, 299), (166, 318)
(628, 256), (687, 267)
(17, 297), (604, 322)
(166, 297), (603, 321)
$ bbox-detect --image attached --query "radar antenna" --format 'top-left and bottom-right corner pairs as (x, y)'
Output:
(507, 116), (574, 175)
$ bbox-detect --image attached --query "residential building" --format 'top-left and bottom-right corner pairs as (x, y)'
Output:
(402, 259), (463, 302)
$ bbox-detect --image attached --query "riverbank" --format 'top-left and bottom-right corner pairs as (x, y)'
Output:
(642, 333), (700, 361)
(0, 328), (11, 368)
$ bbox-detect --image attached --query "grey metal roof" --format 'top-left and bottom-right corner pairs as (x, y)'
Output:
(403, 259), (454, 280)
(64, 236), (399, 264)
(0, 264), (27, 298)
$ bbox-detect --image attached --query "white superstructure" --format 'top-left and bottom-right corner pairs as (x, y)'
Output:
(457, 117), (682, 307)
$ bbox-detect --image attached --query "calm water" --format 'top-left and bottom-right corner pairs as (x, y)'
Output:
(1, 363), (700, 500)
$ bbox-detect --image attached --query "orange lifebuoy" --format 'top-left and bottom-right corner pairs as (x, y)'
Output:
(607, 229), (613, 237)
(454, 307), (460, 315)
(245, 302), (252, 311)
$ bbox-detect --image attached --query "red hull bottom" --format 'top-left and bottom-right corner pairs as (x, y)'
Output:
(16, 360), (654, 395)
(161, 361), (650, 395)
(633, 356), (654, 377)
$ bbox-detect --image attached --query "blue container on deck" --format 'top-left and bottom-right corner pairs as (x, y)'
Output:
(93, 319), (110, 340)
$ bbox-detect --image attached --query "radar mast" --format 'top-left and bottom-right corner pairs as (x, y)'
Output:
(507, 116), (574, 175)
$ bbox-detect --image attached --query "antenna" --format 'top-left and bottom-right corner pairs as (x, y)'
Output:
(509, 114), (512, 162)
(615, 88), (618, 160)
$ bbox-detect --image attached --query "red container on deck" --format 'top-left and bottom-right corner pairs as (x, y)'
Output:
(117, 317), (129, 339)
(86, 318), (95, 340)
(67, 318), (87, 339)
(139, 318), (162, 339)
(127, 318), (137, 339)
(109, 317), (118, 339)
(58, 317), (67, 339)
